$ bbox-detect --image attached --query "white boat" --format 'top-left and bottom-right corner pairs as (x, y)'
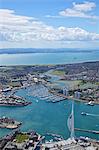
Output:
(81, 112), (87, 116)
(86, 101), (94, 106)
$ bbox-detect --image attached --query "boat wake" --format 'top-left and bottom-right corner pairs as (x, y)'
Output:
(81, 112), (99, 117)
(86, 113), (99, 117)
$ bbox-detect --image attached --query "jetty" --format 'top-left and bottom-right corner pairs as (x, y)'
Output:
(46, 133), (63, 139)
(75, 128), (99, 134)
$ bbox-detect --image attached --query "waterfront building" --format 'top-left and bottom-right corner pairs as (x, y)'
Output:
(63, 87), (69, 96)
(74, 91), (81, 99)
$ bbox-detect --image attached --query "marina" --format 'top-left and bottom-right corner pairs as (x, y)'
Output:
(27, 83), (65, 103)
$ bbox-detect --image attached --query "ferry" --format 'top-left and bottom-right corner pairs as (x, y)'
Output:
(81, 112), (87, 116)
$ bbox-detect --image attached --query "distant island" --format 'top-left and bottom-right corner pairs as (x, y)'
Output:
(0, 48), (98, 54)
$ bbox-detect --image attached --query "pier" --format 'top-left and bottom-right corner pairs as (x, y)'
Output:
(75, 128), (99, 134)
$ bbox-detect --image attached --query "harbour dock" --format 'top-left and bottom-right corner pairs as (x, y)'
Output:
(50, 90), (99, 104)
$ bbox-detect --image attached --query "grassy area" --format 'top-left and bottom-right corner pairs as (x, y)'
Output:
(96, 82), (99, 86)
(10, 81), (21, 87)
(57, 80), (82, 89)
(51, 70), (65, 76)
(15, 133), (29, 143)
(79, 82), (98, 89)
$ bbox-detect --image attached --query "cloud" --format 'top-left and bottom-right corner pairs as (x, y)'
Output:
(0, 9), (99, 43)
(73, 1), (96, 12)
(59, 1), (98, 19)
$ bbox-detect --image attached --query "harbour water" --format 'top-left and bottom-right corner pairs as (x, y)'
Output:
(0, 51), (99, 65)
(0, 87), (99, 140)
(0, 51), (99, 140)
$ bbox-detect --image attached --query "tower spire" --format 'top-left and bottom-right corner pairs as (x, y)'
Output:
(67, 100), (75, 140)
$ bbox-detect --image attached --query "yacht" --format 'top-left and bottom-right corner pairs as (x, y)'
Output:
(87, 101), (94, 106)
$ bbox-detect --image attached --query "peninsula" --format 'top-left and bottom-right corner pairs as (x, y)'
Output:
(0, 117), (21, 129)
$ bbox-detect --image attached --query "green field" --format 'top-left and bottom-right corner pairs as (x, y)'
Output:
(15, 133), (29, 143)
(57, 80), (82, 89)
(51, 70), (65, 76)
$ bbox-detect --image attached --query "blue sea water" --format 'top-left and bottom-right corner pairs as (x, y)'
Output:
(0, 88), (99, 139)
(0, 51), (99, 65)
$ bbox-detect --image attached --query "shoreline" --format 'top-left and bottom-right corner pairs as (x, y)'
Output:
(50, 90), (99, 105)
(0, 102), (31, 107)
(0, 60), (99, 66)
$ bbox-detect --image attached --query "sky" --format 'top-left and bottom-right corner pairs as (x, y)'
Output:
(0, 0), (99, 49)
